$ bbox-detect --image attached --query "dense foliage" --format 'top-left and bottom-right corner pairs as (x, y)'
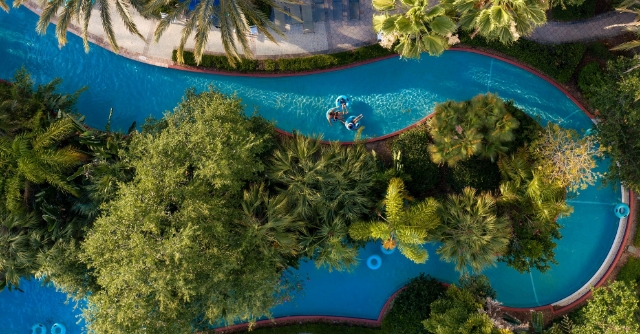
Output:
(390, 125), (441, 197)
(267, 134), (379, 271)
(573, 281), (640, 333)
(349, 178), (440, 263)
(381, 274), (447, 334)
(581, 56), (640, 192)
(434, 187), (511, 273)
(0, 70), (129, 294)
(80, 88), (288, 332)
(372, 0), (458, 58)
(422, 285), (498, 334)
(428, 93), (519, 165)
(174, 45), (395, 73)
(497, 149), (573, 273)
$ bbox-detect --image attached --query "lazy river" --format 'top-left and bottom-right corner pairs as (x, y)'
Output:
(0, 5), (622, 333)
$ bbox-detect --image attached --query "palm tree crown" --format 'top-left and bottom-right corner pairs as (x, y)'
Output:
(434, 187), (510, 273)
(373, 0), (458, 58)
(349, 178), (440, 264)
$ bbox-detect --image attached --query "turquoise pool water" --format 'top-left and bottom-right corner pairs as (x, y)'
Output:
(0, 4), (622, 331)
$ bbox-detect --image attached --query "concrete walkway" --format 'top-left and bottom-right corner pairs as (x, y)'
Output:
(21, 0), (638, 68)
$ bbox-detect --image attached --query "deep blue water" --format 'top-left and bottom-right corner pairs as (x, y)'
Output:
(0, 4), (621, 332)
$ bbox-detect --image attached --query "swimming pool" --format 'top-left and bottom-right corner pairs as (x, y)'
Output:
(0, 4), (622, 331)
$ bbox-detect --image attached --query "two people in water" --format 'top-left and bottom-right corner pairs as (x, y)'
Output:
(326, 97), (363, 129)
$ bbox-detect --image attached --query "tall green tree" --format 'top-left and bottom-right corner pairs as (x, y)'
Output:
(349, 178), (440, 264)
(80, 88), (289, 332)
(497, 149), (572, 273)
(373, 0), (458, 58)
(151, 0), (285, 65)
(428, 94), (519, 165)
(573, 281), (640, 334)
(434, 187), (510, 273)
(267, 134), (378, 272)
(443, 0), (548, 44)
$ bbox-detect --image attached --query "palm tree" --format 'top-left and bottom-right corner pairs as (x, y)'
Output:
(443, 0), (548, 44)
(0, 0), (8, 12)
(267, 134), (378, 271)
(496, 149), (572, 273)
(0, 117), (87, 214)
(428, 94), (518, 165)
(20, 0), (146, 53)
(608, 0), (640, 52)
(150, 0), (286, 65)
(0, 212), (44, 291)
(349, 178), (440, 264)
(373, 0), (458, 58)
(434, 187), (510, 273)
(238, 183), (304, 268)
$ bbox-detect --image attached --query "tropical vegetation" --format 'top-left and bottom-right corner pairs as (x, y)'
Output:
(349, 178), (440, 263)
(434, 187), (511, 273)
(427, 93), (519, 165)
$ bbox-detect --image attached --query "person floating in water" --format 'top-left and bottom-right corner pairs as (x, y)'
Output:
(341, 101), (348, 113)
(346, 114), (363, 130)
(327, 107), (346, 126)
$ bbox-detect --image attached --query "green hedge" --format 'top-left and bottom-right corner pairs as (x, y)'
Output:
(380, 274), (447, 334)
(390, 125), (441, 198)
(578, 62), (604, 94)
(459, 33), (587, 83)
(551, 0), (597, 22)
(173, 44), (395, 73)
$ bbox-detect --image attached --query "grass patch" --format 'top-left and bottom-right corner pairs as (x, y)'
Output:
(225, 323), (382, 333)
(173, 44), (395, 73)
(551, 0), (598, 22)
(459, 32), (587, 83)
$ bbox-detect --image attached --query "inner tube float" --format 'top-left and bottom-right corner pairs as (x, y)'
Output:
(31, 324), (46, 334)
(345, 115), (361, 131)
(326, 108), (341, 123)
(335, 95), (351, 109)
(614, 203), (630, 218)
(381, 244), (396, 255)
(367, 255), (382, 270)
(51, 323), (66, 334)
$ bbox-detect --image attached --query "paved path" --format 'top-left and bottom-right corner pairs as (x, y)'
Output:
(20, 0), (639, 68)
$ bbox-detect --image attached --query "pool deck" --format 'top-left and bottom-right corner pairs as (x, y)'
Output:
(20, 0), (637, 70)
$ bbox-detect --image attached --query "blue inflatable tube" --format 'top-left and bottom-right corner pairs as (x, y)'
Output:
(335, 95), (351, 109)
(31, 324), (46, 334)
(614, 203), (630, 218)
(367, 255), (382, 270)
(345, 115), (361, 131)
(51, 323), (66, 334)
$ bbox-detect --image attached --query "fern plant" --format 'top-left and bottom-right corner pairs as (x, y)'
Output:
(349, 178), (440, 264)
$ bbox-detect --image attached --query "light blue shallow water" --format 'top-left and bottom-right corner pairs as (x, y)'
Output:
(0, 4), (621, 331)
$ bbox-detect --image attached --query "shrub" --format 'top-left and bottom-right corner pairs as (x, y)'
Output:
(446, 156), (502, 193)
(381, 274), (447, 334)
(505, 101), (543, 151)
(173, 45), (394, 73)
(264, 59), (276, 71)
(390, 125), (440, 198)
(587, 42), (615, 60)
(551, 0), (596, 22)
(578, 62), (603, 94)
(459, 33), (586, 83)
(618, 257), (640, 284)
